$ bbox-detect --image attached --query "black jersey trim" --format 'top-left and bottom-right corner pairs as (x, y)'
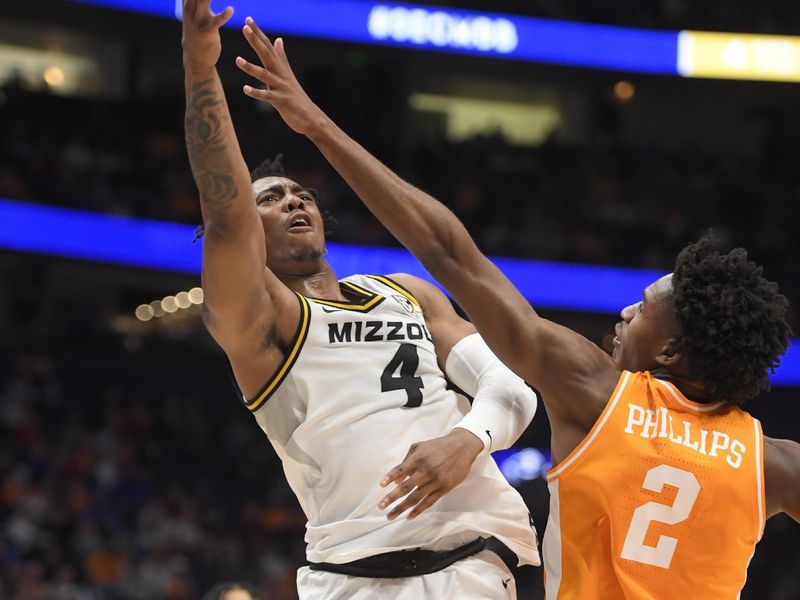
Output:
(306, 280), (385, 312)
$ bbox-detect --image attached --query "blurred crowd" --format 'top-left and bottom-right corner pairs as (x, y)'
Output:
(0, 290), (797, 599)
(0, 341), (306, 599)
(0, 295), (797, 599)
(1, 54), (800, 598)
(1, 83), (798, 329)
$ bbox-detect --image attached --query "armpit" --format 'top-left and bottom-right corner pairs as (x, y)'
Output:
(764, 436), (800, 521)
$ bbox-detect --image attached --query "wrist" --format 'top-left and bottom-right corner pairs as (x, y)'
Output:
(183, 61), (216, 79)
(449, 427), (486, 461)
(304, 111), (336, 144)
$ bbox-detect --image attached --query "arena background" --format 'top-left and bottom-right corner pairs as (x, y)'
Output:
(0, 1), (798, 598)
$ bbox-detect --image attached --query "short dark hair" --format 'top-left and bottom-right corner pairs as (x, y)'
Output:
(193, 154), (336, 240)
(671, 236), (791, 405)
(250, 154), (286, 182)
(202, 582), (259, 600)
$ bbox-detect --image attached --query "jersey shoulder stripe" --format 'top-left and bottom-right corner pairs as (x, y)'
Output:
(367, 275), (423, 312)
(245, 292), (311, 412)
(306, 281), (385, 312)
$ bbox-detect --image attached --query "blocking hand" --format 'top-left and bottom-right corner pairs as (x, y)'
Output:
(236, 17), (325, 136)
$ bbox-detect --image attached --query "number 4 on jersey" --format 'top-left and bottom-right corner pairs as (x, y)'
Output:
(381, 343), (424, 408)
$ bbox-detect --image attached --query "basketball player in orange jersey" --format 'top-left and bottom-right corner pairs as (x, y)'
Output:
(237, 18), (800, 598)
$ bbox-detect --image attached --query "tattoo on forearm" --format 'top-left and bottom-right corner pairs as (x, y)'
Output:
(185, 77), (237, 211)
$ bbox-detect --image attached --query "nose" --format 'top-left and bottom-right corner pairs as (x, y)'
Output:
(282, 194), (303, 211)
(620, 301), (639, 323)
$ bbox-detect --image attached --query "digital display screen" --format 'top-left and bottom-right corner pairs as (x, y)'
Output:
(71, 0), (800, 82)
(71, 0), (679, 74)
(679, 30), (800, 82)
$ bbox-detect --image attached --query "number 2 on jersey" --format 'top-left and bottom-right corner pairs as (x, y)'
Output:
(381, 343), (424, 408)
(621, 464), (700, 569)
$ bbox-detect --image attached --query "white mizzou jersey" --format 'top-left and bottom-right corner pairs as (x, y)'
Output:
(243, 274), (540, 566)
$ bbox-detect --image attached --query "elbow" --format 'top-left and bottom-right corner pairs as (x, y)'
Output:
(518, 384), (539, 426)
(483, 366), (539, 424)
(505, 378), (538, 428)
(419, 252), (457, 282)
(202, 215), (240, 239)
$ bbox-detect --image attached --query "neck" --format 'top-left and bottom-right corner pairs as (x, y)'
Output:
(276, 260), (346, 301)
(650, 368), (709, 403)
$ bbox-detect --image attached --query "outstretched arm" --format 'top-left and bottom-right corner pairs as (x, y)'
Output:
(765, 436), (800, 522)
(182, 3), (296, 394)
(235, 21), (619, 438)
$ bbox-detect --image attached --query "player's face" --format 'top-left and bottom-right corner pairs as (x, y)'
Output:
(612, 274), (678, 372)
(252, 176), (326, 271)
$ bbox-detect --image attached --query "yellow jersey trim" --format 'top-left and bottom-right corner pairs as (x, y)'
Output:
(367, 275), (423, 313)
(244, 293), (311, 412)
(306, 281), (385, 312)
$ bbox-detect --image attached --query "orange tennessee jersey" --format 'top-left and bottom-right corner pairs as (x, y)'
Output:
(543, 371), (765, 599)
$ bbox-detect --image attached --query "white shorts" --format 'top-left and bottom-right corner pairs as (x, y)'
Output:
(296, 549), (516, 600)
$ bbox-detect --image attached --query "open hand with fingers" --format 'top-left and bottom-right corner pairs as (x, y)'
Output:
(236, 17), (326, 136)
(378, 428), (484, 521)
(181, 0), (234, 77)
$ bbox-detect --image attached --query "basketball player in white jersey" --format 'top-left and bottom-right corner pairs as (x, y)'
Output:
(182, 3), (539, 598)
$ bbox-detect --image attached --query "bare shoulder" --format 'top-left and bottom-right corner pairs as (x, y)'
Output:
(764, 435), (800, 521)
(381, 273), (444, 306)
(383, 273), (472, 325)
(383, 273), (476, 364)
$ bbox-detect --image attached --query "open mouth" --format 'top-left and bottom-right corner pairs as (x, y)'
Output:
(288, 215), (312, 231)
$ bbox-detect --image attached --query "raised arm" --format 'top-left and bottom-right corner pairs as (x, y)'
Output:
(235, 21), (619, 435)
(765, 436), (800, 522)
(182, 2), (296, 393)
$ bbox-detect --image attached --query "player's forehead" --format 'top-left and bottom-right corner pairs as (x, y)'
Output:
(252, 176), (304, 195)
(643, 273), (673, 304)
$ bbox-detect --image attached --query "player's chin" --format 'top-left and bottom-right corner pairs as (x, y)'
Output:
(611, 347), (625, 367)
(287, 244), (325, 263)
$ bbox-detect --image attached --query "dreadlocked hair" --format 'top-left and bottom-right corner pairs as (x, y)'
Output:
(671, 235), (791, 405)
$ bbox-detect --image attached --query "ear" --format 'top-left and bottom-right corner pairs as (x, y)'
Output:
(654, 339), (682, 367)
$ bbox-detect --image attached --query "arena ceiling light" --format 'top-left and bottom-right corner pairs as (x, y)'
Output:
(408, 93), (561, 146)
(0, 43), (99, 95)
(135, 288), (204, 321)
